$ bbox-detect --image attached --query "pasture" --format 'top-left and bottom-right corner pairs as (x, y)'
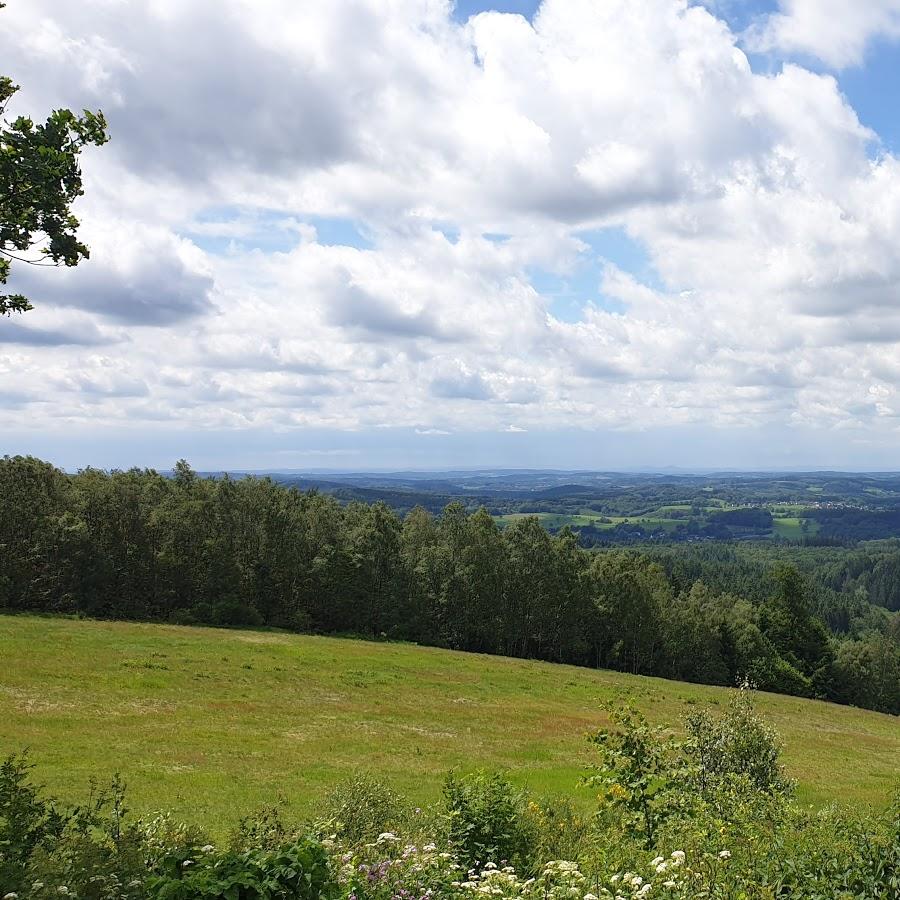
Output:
(1, 614), (898, 834)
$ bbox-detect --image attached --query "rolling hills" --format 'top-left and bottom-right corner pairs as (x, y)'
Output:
(1, 614), (897, 834)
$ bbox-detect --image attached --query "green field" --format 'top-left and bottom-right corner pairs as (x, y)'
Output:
(496, 508), (818, 540)
(772, 516), (817, 540)
(1, 615), (898, 835)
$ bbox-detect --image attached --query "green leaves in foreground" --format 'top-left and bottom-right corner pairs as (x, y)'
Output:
(148, 840), (337, 900)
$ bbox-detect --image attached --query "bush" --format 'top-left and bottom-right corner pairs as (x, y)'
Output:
(0, 753), (64, 892)
(19, 775), (149, 900)
(584, 705), (680, 849)
(317, 776), (405, 846)
(146, 838), (336, 900)
(443, 771), (530, 868)
(683, 685), (793, 796)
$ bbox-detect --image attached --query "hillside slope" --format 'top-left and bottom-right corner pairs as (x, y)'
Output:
(1, 614), (897, 832)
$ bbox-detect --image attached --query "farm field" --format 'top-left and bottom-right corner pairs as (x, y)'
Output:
(1, 614), (898, 835)
(495, 506), (821, 541)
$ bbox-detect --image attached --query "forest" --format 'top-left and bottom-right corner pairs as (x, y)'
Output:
(2, 455), (898, 715)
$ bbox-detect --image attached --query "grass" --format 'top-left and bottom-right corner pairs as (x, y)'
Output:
(496, 509), (822, 542)
(1, 615), (898, 835)
(772, 517), (818, 540)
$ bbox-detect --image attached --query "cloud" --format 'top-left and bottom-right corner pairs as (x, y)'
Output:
(8, 224), (214, 326)
(430, 367), (494, 400)
(748, 1), (900, 68)
(0, 319), (120, 347)
(5, 0), (900, 458)
(325, 279), (467, 342)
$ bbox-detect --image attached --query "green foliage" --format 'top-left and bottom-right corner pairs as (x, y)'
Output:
(0, 755), (337, 900)
(0, 753), (63, 892)
(317, 777), (405, 847)
(584, 706), (679, 848)
(0, 36), (108, 315)
(0, 455), (897, 721)
(3, 683), (900, 900)
(683, 684), (793, 796)
(521, 798), (590, 868)
(146, 839), (335, 900)
(12, 771), (151, 900)
(443, 772), (530, 867)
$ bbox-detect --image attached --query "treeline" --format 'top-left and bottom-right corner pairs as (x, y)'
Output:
(1, 456), (898, 714)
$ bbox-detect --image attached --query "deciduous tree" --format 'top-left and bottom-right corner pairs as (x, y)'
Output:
(1, 6), (108, 315)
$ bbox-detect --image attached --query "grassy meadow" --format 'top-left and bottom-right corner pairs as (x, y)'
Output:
(1, 614), (898, 835)
(494, 507), (819, 538)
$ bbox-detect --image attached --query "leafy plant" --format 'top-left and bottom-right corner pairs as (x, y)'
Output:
(317, 777), (405, 847)
(147, 838), (336, 900)
(584, 705), (680, 848)
(683, 684), (793, 796)
(443, 771), (530, 868)
(0, 753), (64, 893)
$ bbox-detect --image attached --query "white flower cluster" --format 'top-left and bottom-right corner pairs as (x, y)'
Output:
(600, 849), (732, 899)
(452, 858), (589, 900)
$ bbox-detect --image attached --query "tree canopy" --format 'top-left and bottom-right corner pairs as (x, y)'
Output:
(0, 5), (108, 315)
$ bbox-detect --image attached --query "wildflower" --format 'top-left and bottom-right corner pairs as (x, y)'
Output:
(32, 885), (44, 892)
(662, 882), (676, 890)
(650, 858), (664, 867)
(610, 874), (621, 884)
(5, 893), (19, 899)
(377, 832), (400, 844)
(182, 860), (194, 867)
(424, 843), (437, 852)
(201, 844), (215, 852)
(654, 862), (668, 874)
(484, 862), (497, 870)
(584, 893), (599, 900)
(670, 851), (685, 866)
(718, 850), (731, 860)
(637, 885), (651, 897)
(57, 890), (69, 896)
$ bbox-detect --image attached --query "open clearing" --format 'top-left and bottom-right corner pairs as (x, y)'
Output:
(1, 615), (897, 834)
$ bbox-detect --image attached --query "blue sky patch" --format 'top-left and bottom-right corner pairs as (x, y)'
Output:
(184, 209), (372, 255)
(452, 0), (541, 23)
(529, 226), (657, 322)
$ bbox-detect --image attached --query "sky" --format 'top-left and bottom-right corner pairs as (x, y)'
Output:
(5, 0), (900, 471)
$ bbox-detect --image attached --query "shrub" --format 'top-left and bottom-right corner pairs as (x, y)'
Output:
(683, 685), (793, 796)
(584, 705), (680, 849)
(21, 776), (148, 900)
(522, 797), (590, 867)
(0, 753), (64, 893)
(317, 776), (405, 846)
(443, 771), (530, 868)
(146, 838), (336, 900)
(230, 805), (291, 853)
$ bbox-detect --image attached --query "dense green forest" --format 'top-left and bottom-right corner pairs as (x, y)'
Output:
(1, 456), (898, 714)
